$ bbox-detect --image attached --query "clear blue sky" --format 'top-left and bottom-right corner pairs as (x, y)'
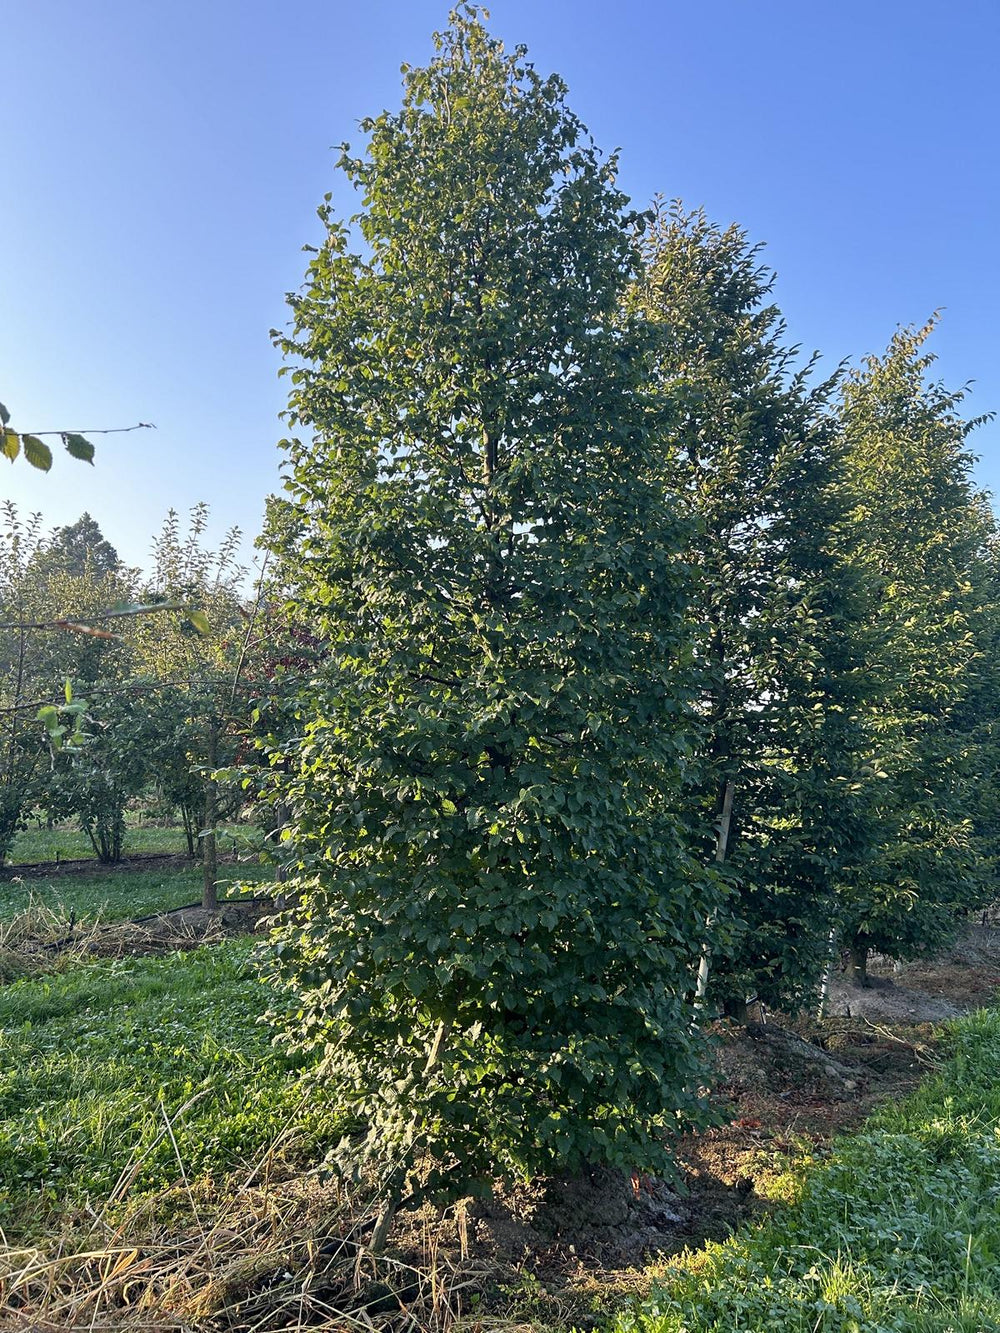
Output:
(3, 0), (997, 570)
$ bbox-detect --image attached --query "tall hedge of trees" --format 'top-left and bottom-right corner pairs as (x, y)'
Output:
(836, 322), (992, 982)
(2, 2), (997, 1226)
(265, 11), (722, 1220)
(259, 5), (998, 1216)
(633, 204), (871, 1018)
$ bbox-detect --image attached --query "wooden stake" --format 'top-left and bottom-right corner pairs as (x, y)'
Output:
(695, 781), (734, 1003)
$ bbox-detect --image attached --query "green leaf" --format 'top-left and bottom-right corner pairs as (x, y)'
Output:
(64, 679), (73, 704)
(0, 401), (9, 426)
(63, 432), (95, 464)
(1, 429), (19, 462)
(36, 705), (60, 732)
(188, 609), (211, 636)
(22, 435), (53, 472)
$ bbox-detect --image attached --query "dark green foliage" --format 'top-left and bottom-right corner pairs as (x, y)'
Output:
(836, 321), (991, 973)
(266, 8), (719, 1193)
(634, 204), (868, 1014)
(961, 510), (1000, 884)
(36, 512), (122, 579)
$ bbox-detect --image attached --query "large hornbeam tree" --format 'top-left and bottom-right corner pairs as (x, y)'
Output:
(632, 203), (870, 1018)
(265, 7), (720, 1216)
(836, 320), (992, 983)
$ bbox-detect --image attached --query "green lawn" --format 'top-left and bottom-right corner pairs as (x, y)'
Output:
(614, 1008), (1000, 1333)
(0, 941), (333, 1237)
(0, 862), (273, 924)
(7, 821), (262, 866)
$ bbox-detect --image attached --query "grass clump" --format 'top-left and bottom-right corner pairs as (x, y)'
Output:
(613, 1008), (1000, 1332)
(0, 940), (331, 1236)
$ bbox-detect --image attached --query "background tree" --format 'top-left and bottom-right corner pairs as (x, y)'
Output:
(30, 536), (141, 863)
(633, 204), (868, 1017)
(0, 505), (50, 860)
(1, 511), (153, 864)
(43, 683), (160, 863)
(136, 504), (248, 906)
(36, 513), (122, 579)
(836, 320), (991, 982)
(266, 6), (720, 1224)
(961, 505), (1000, 891)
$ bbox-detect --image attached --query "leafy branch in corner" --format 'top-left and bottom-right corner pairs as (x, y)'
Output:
(0, 397), (155, 472)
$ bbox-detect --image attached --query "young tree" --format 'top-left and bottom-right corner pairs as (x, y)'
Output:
(633, 204), (868, 1017)
(836, 320), (991, 981)
(266, 7), (719, 1216)
(44, 684), (159, 863)
(0, 506), (49, 860)
(29, 548), (143, 863)
(136, 504), (247, 906)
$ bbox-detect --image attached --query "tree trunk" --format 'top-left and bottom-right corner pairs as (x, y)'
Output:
(848, 940), (868, 988)
(695, 780), (734, 1005)
(82, 819), (101, 861)
(202, 718), (219, 912)
(816, 928), (837, 1018)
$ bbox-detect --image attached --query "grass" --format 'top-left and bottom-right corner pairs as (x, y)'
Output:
(7, 819), (261, 865)
(0, 861), (273, 924)
(1, 953), (998, 1331)
(0, 940), (333, 1238)
(613, 1008), (1000, 1333)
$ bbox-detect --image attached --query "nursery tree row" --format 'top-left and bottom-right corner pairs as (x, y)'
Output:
(258, 5), (1000, 1220)
(0, 503), (256, 906)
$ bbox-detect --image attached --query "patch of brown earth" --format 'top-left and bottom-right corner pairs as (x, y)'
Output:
(73, 897), (275, 959)
(823, 972), (961, 1022)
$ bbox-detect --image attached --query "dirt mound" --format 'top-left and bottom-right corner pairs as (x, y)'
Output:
(75, 897), (275, 959)
(467, 1166), (686, 1268)
(824, 973), (961, 1022)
